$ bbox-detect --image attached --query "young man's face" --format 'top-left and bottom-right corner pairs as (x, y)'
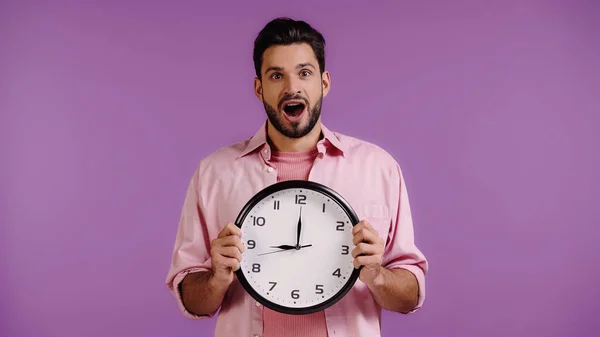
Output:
(254, 42), (331, 139)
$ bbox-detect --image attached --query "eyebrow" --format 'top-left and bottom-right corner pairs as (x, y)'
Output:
(265, 63), (316, 74)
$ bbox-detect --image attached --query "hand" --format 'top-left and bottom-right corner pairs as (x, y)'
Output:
(209, 223), (245, 285)
(352, 220), (385, 285)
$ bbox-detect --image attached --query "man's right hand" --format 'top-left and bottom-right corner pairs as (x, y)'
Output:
(209, 222), (246, 285)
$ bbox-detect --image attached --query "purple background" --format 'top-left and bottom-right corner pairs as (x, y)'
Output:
(2, 1), (599, 336)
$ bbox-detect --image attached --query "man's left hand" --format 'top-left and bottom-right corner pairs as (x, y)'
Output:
(352, 219), (385, 285)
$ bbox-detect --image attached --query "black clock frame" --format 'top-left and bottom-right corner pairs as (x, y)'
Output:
(234, 179), (362, 315)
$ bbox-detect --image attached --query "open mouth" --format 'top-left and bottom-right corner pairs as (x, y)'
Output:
(283, 103), (304, 117)
(283, 102), (306, 118)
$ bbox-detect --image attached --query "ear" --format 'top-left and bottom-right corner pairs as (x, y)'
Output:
(321, 70), (331, 97)
(254, 77), (263, 102)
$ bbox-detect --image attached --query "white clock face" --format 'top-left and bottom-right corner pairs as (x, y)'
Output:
(238, 186), (358, 313)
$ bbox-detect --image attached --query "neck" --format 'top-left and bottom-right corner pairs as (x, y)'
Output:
(267, 121), (322, 152)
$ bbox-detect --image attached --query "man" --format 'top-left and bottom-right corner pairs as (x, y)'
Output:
(165, 17), (428, 337)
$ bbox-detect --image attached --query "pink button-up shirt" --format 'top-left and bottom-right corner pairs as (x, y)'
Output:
(165, 122), (428, 337)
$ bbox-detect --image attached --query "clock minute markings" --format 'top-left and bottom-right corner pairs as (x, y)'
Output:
(245, 188), (356, 310)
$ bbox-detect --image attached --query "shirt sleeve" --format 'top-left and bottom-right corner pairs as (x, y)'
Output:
(165, 164), (217, 319)
(381, 163), (429, 313)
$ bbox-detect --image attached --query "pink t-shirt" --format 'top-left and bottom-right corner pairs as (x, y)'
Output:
(262, 147), (328, 336)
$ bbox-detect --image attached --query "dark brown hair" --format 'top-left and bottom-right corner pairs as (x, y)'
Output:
(253, 17), (326, 79)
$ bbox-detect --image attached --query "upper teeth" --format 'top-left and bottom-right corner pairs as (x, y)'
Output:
(287, 103), (301, 107)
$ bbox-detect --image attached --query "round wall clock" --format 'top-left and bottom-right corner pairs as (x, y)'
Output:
(234, 180), (361, 315)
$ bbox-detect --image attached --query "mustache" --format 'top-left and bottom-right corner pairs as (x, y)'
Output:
(278, 94), (309, 110)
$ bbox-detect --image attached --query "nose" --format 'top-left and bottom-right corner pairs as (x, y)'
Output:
(283, 75), (302, 96)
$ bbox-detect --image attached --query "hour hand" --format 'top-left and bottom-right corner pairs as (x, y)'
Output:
(269, 244), (313, 250)
(270, 244), (296, 250)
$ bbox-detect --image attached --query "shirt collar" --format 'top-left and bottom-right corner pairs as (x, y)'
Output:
(237, 121), (346, 159)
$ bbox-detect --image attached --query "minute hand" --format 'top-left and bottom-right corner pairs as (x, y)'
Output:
(296, 207), (302, 247)
(259, 244), (312, 256)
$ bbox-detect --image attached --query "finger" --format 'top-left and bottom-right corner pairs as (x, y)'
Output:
(352, 220), (367, 235)
(216, 246), (243, 261)
(214, 255), (241, 271)
(218, 222), (242, 238)
(353, 227), (378, 245)
(353, 255), (380, 269)
(362, 220), (375, 231)
(352, 219), (378, 236)
(351, 242), (382, 258)
(213, 235), (245, 253)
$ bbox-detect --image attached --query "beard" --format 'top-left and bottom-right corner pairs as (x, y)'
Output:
(263, 92), (322, 139)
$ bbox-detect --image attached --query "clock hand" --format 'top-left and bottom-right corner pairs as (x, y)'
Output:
(296, 206), (302, 248)
(258, 244), (313, 256)
(270, 243), (315, 250)
(270, 244), (296, 250)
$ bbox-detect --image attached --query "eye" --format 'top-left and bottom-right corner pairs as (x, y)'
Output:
(270, 73), (282, 80)
(300, 70), (311, 77)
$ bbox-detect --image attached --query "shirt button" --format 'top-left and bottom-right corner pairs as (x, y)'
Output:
(267, 167), (274, 173)
(255, 301), (261, 307)
(263, 148), (269, 154)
